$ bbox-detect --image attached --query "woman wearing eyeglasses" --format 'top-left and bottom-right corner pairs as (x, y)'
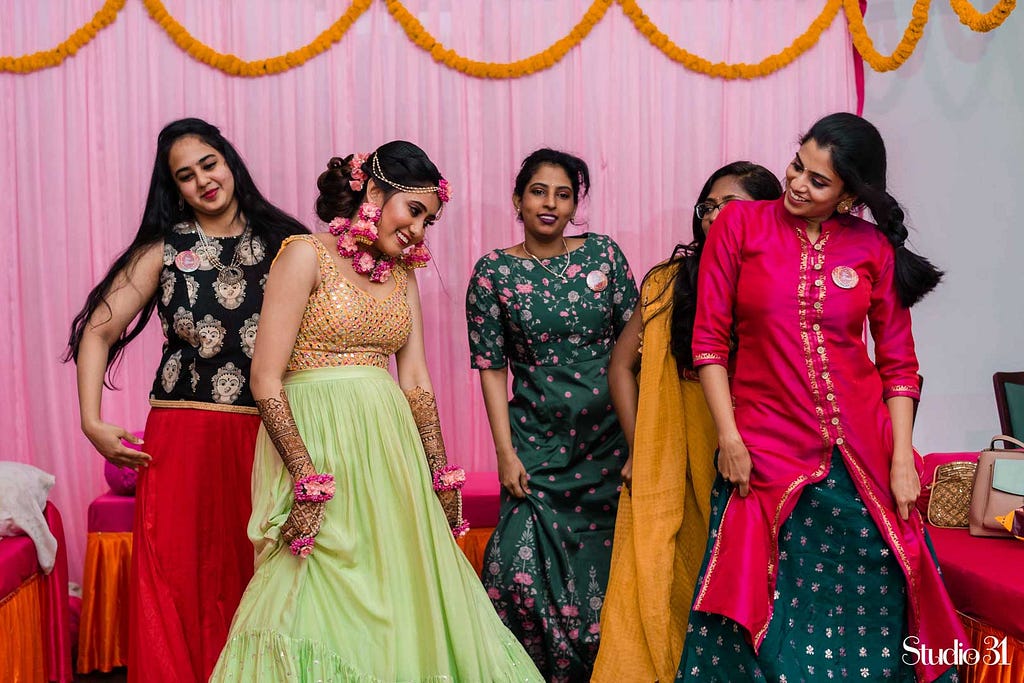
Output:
(593, 162), (781, 683)
(676, 113), (963, 682)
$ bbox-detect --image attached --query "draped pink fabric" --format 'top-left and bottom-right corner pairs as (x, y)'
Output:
(0, 1), (858, 581)
(41, 503), (73, 682)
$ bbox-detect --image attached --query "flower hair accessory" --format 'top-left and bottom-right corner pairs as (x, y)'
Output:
(294, 473), (335, 502)
(432, 464), (467, 492)
(289, 536), (315, 558)
(347, 153), (371, 192)
(437, 178), (452, 203)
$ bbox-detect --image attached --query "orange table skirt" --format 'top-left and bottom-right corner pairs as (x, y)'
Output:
(456, 527), (494, 578)
(76, 527), (496, 674)
(76, 532), (132, 674)
(958, 612), (1024, 683)
(0, 572), (45, 683)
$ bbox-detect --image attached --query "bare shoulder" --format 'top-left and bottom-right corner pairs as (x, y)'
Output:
(272, 234), (321, 276)
(122, 241), (165, 284)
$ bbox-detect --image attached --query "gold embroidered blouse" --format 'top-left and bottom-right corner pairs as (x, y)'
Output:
(280, 235), (412, 371)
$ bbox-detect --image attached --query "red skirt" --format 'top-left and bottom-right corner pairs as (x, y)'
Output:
(128, 407), (260, 683)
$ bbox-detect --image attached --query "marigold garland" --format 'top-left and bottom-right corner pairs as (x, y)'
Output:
(384, 0), (613, 79)
(843, 0), (931, 72)
(0, 0), (125, 74)
(1, 0), (1018, 78)
(950, 0), (1016, 31)
(139, 0), (372, 77)
(619, 0), (842, 80)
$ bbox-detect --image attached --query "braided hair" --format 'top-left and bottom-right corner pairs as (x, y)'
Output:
(801, 113), (943, 307)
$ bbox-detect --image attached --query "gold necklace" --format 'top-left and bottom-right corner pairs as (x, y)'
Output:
(522, 238), (570, 280)
(194, 219), (251, 286)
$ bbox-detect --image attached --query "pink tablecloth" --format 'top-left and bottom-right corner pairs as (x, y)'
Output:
(87, 492), (135, 533)
(462, 471), (499, 529)
(928, 524), (1024, 642)
(0, 535), (38, 601)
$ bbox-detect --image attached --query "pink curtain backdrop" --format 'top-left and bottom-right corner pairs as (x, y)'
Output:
(0, 0), (857, 581)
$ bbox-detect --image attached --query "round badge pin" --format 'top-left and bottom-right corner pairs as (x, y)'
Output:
(831, 265), (859, 289)
(586, 270), (608, 292)
(174, 249), (200, 273)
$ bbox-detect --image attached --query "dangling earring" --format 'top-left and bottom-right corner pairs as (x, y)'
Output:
(178, 195), (184, 212)
(348, 202), (383, 245)
(514, 204), (522, 221)
(837, 198), (854, 214)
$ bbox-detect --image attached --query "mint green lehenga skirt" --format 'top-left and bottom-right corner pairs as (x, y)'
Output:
(210, 366), (542, 682)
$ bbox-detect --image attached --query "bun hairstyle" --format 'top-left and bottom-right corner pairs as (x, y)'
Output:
(513, 148), (591, 208)
(316, 140), (443, 223)
(802, 112), (943, 307)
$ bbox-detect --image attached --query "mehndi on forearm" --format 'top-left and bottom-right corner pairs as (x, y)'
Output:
(404, 386), (469, 536)
(403, 386), (448, 473)
(255, 389), (316, 480)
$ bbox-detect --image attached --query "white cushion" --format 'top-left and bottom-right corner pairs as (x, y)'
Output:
(0, 462), (57, 573)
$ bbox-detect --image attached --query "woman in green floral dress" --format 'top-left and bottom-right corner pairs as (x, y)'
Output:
(466, 149), (638, 682)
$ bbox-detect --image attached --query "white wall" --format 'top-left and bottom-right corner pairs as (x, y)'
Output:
(862, 4), (1024, 453)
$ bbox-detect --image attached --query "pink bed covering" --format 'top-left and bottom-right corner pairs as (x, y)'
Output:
(87, 491), (135, 534)
(0, 502), (72, 681)
(928, 524), (1024, 643)
(462, 471), (500, 529)
(0, 534), (38, 601)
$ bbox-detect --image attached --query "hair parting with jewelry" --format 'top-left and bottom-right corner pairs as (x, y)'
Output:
(315, 140), (445, 225)
(644, 161), (782, 370)
(64, 117), (308, 383)
(801, 112), (943, 307)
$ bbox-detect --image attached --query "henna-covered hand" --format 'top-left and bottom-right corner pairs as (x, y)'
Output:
(280, 498), (327, 546)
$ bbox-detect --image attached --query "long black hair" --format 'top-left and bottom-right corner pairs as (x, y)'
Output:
(64, 118), (308, 380)
(315, 140), (443, 223)
(801, 112), (943, 307)
(644, 162), (782, 370)
(513, 148), (591, 211)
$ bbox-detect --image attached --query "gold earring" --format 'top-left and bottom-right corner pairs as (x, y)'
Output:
(837, 198), (853, 214)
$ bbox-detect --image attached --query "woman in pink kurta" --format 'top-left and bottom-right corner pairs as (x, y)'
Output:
(676, 113), (964, 682)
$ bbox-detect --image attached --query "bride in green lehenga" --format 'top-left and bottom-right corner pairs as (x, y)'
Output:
(210, 142), (542, 683)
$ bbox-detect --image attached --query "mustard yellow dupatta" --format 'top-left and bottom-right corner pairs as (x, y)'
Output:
(593, 266), (718, 683)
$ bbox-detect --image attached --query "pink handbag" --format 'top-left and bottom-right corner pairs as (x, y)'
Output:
(968, 435), (1024, 537)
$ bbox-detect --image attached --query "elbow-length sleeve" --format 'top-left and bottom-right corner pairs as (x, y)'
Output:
(692, 205), (743, 369)
(868, 243), (921, 400)
(605, 236), (640, 337)
(465, 254), (507, 370)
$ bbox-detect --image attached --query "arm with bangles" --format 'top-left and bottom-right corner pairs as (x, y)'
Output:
(396, 272), (469, 536)
(251, 238), (334, 556)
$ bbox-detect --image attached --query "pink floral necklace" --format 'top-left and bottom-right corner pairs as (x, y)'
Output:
(328, 203), (430, 283)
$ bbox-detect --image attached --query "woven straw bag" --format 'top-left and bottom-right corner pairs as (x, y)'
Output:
(927, 460), (978, 528)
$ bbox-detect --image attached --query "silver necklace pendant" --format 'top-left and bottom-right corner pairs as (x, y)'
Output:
(525, 238), (571, 281)
(217, 265), (244, 286)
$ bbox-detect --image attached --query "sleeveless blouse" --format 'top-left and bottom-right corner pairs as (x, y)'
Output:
(151, 221), (270, 412)
(281, 235), (412, 372)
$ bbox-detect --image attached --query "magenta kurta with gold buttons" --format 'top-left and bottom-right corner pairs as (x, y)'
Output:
(690, 198), (965, 682)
